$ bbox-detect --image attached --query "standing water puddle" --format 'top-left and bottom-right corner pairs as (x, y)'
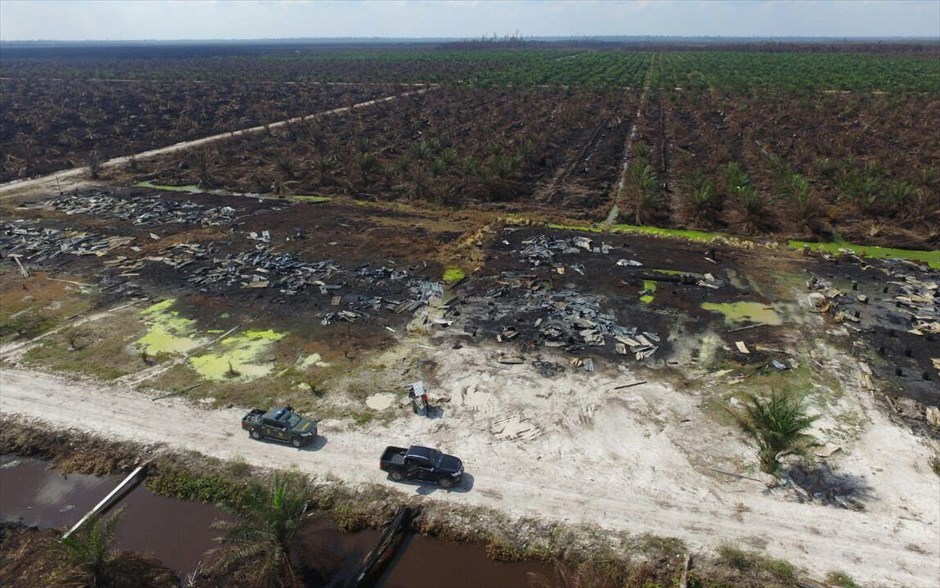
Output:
(0, 455), (229, 577)
(1, 456), (550, 586)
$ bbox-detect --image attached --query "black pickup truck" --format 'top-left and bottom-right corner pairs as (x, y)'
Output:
(379, 445), (464, 489)
(242, 406), (318, 448)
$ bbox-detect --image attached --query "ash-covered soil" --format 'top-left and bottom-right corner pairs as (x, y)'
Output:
(3, 187), (936, 416)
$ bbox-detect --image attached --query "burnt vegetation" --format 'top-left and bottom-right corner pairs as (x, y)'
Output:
(2, 43), (937, 246)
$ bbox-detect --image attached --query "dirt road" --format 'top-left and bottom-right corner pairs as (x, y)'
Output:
(1, 354), (937, 587)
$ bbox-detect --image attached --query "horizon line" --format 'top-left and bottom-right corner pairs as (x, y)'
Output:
(3, 35), (940, 44)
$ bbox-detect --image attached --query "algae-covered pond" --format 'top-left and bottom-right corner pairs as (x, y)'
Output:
(136, 299), (207, 355)
(789, 240), (939, 269)
(136, 300), (286, 382)
(189, 329), (285, 381)
(701, 301), (784, 326)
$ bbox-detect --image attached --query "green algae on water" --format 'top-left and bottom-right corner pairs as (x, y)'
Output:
(443, 267), (466, 284)
(136, 299), (207, 355)
(701, 301), (783, 326)
(289, 195), (332, 203)
(547, 222), (736, 244)
(640, 280), (657, 304)
(788, 240), (939, 269)
(189, 329), (286, 381)
(611, 224), (731, 243)
(652, 269), (686, 276)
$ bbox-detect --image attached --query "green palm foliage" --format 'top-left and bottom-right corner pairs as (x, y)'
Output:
(60, 509), (124, 588)
(213, 478), (309, 588)
(625, 163), (661, 225)
(731, 392), (818, 474)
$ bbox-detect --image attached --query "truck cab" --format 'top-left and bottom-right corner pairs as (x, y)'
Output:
(242, 406), (318, 448)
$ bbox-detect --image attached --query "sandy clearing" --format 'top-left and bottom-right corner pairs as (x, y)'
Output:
(1, 341), (938, 587)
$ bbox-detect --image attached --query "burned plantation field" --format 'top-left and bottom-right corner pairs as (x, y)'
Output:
(4, 185), (937, 419)
(622, 88), (940, 248)
(3, 44), (940, 588)
(0, 79), (392, 182)
(0, 47), (544, 84)
(132, 87), (639, 215)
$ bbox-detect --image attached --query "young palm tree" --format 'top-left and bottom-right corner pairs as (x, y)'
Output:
(60, 509), (124, 587)
(212, 477), (309, 588)
(731, 391), (818, 475)
(625, 163), (661, 225)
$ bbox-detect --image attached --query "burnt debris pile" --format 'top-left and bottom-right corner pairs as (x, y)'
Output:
(1, 220), (134, 263)
(454, 276), (662, 362)
(806, 250), (939, 407)
(436, 230), (686, 363)
(147, 242), (444, 323)
(44, 192), (242, 227)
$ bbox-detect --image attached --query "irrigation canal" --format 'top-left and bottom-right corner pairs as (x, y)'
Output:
(0, 455), (548, 587)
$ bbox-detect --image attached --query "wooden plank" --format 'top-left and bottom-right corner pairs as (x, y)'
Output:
(63, 465), (147, 539)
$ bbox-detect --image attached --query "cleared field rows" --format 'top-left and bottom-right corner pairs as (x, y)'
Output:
(134, 87), (641, 215)
(0, 80), (391, 183)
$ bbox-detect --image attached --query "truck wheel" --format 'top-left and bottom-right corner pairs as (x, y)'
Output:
(250, 429), (262, 440)
(291, 437), (303, 448)
(390, 471), (404, 482)
(438, 477), (454, 489)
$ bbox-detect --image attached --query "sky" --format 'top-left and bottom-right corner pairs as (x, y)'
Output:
(1, 0), (938, 42)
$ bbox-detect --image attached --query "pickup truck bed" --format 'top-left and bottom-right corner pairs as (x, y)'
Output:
(380, 446), (408, 467)
(379, 445), (463, 489)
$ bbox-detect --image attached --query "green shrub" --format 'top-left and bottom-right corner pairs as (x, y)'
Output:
(826, 570), (859, 588)
(146, 468), (239, 503)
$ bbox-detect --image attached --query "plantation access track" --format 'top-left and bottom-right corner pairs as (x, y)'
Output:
(1, 359), (938, 588)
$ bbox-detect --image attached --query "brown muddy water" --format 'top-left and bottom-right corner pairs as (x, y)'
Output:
(0, 456), (550, 587)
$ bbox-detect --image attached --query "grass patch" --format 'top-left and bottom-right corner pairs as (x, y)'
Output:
(287, 195), (331, 203)
(826, 570), (860, 588)
(145, 467), (241, 503)
(611, 223), (733, 243)
(789, 239), (939, 269)
(23, 341), (128, 380)
(652, 268), (687, 276)
(0, 310), (58, 341)
(0, 272), (96, 344)
(443, 267), (466, 284)
(716, 542), (795, 583)
(640, 279), (656, 304)
(19, 309), (145, 381)
(701, 301), (783, 326)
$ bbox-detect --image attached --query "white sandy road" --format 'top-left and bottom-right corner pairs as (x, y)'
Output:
(1, 351), (938, 587)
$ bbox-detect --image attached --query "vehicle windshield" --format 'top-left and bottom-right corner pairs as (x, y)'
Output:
(285, 413), (302, 428)
(428, 449), (443, 468)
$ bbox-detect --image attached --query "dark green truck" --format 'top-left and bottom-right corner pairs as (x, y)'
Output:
(241, 406), (318, 448)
